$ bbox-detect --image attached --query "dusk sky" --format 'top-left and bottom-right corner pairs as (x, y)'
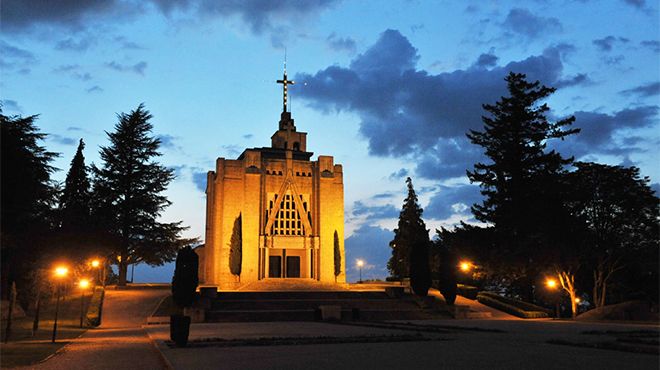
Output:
(2, 0), (658, 282)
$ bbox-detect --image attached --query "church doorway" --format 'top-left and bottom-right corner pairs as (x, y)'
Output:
(286, 256), (300, 278)
(269, 256), (282, 278)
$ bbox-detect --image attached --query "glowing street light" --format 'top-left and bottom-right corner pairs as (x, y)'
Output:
(356, 259), (365, 283)
(574, 297), (581, 304)
(459, 261), (471, 273)
(546, 278), (557, 289)
(78, 279), (90, 328)
(91, 259), (100, 268)
(52, 265), (69, 343)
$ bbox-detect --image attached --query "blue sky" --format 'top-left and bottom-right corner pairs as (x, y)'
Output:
(2, 0), (659, 283)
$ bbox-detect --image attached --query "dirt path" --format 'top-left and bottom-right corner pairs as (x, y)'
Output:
(19, 287), (169, 370)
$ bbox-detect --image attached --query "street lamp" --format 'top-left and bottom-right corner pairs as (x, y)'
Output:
(52, 265), (69, 343)
(459, 261), (471, 273)
(90, 259), (102, 285)
(78, 279), (90, 328)
(545, 277), (560, 318)
(356, 259), (364, 283)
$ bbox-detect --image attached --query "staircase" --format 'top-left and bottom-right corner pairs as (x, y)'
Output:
(205, 289), (448, 322)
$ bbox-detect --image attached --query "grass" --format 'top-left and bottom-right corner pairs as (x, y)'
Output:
(0, 291), (93, 368)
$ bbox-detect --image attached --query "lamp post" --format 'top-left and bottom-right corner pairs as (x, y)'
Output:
(356, 259), (364, 283)
(546, 277), (560, 318)
(78, 279), (90, 328)
(52, 266), (69, 343)
(91, 259), (101, 285)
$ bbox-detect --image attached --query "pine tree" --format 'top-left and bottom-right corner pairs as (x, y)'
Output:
(388, 177), (431, 295)
(333, 230), (341, 282)
(60, 139), (91, 232)
(1, 111), (58, 299)
(92, 104), (189, 285)
(466, 72), (579, 299)
(228, 214), (242, 281)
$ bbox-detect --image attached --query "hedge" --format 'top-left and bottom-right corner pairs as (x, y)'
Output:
(477, 292), (550, 319)
(86, 286), (105, 327)
(457, 284), (479, 300)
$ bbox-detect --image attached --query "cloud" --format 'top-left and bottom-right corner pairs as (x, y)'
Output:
(622, 0), (645, 8)
(192, 171), (207, 192)
(105, 61), (147, 75)
(555, 73), (591, 88)
(1, 99), (23, 113)
(326, 33), (357, 54)
(474, 53), (498, 68)
(640, 40), (660, 53)
(424, 184), (481, 220)
(296, 30), (578, 181)
(56, 36), (96, 51)
(114, 36), (145, 50)
(67, 126), (83, 131)
(502, 8), (562, 39)
(552, 105), (659, 158)
(48, 134), (77, 146)
(344, 224), (392, 281)
(593, 35), (629, 52)
(242, 134), (254, 139)
(620, 82), (660, 98)
(388, 168), (409, 180)
(156, 134), (179, 149)
(351, 200), (399, 220)
(54, 64), (92, 81)
(0, 41), (37, 73)
(86, 85), (103, 93)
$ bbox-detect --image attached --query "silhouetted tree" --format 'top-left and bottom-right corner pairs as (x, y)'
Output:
(229, 214), (242, 281)
(60, 139), (91, 231)
(466, 72), (579, 300)
(92, 104), (190, 285)
(333, 230), (341, 282)
(1, 110), (58, 299)
(565, 162), (659, 306)
(389, 178), (431, 296)
(172, 246), (199, 308)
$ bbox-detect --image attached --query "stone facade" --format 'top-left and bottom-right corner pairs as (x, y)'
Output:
(199, 110), (345, 289)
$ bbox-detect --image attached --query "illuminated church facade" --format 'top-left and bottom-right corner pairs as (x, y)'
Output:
(198, 67), (346, 289)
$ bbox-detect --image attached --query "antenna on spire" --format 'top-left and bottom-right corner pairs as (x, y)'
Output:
(276, 48), (295, 113)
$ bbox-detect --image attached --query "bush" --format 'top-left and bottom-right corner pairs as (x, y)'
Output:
(476, 292), (550, 319)
(457, 284), (479, 300)
(172, 246), (199, 308)
(85, 286), (105, 327)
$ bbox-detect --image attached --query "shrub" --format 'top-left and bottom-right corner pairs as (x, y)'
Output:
(172, 246), (199, 308)
(457, 284), (479, 300)
(476, 292), (550, 318)
(86, 286), (105, 327)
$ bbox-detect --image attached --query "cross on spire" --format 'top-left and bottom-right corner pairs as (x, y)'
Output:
(276, 51), (295, 113)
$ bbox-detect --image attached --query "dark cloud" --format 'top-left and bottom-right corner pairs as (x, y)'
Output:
(620, 82), (660, 98)
(0, 41), (37, 73)
(424, 184), (481, 220)
(48, 134), (77, 146)
(86, 86), (103, 93)
(220, 144), (242, 158)
(344, 224), (392, 281)
(555, 73), (591, 88)
(502, 8), (562, 39)
(1, 99), (23, 113)
(604, 55), (625, 65)
(242, 134), (254, 139)
(114, 36), (145, 50)
(54, 64), (92, 81)
(640, 40), (660, 53)
(192, 171), (207, 192)
(371, 192), (395, 200)
(67, 126), (83, 131)
(326, 33), (357, 54)
(388, 168), (409, 180)
(622, 0), (645, 8)
(475, 53), (498, 68)
(156, 134), (179, 149)
(297, 30), (576, 181)
(56, 36), (96, 51)
(351, 201), (399, 220)
(551, 105), (659, 158)
(1, 0), (122, 33)
(593, 35), (629, 52)
(105, 61), (147, 75)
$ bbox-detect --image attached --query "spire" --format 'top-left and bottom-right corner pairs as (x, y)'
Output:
(276, 49), (295, 113)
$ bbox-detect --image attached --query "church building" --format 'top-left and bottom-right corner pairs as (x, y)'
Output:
(198, 65), (346, 289)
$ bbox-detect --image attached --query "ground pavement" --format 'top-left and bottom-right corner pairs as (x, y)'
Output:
(16, 286), (169, 370)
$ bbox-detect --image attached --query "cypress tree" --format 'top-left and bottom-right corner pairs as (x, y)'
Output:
(334, 230), (341, 282)
(92, 104), (189, 285)
(229, 214), (242, 281)
(60, 139), (92, 232)
(389, 177), (431, 296)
